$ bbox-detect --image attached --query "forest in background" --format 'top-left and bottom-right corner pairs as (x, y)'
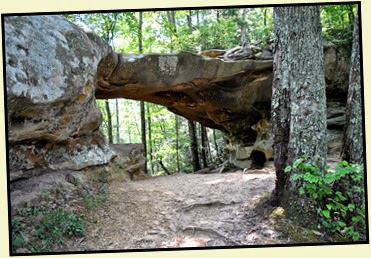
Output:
(65, 5), (356, 176)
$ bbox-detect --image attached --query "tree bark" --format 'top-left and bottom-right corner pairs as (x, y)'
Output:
(188, 120), (201, 171)
(147, 104), (154, 174)
(200, 125), (208, 168)
(105, 99), (113, 144)
(240, 9), (247, 43)
(213, 129), (220, 161)
(140, 101), (147, 173)
(138, 12), (147, 173)
(138, 12), (143, 53)
(175, 114), (180, 173)
(272, 6), (327, 207)
(115, 98), (119, 143)
(187, 10), (193, 34)
(342, 7), (363, 165)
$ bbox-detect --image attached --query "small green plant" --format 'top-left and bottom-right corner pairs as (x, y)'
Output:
(82, 187), (108, 208)
(11, 219), (26, 251)
(285, 158), (365, 241)
(34, 209), (85, 250)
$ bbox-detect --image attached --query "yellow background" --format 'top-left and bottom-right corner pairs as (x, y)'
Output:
(0, 0), (369, 257)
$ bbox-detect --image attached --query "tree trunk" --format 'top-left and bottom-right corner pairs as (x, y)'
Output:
(167, 11), (177, 34)
(187, 10), (193, 33)
(105, 99), (113, 144)
(115, 98), (119, 143)
(240, 9), (247, 43)
(342, 7), (363, 165)
(200, 125), (208, 168)
(138, 12), (143, 53)
(140, 101), (147, 174)
(272, 6), (327, 208)
(263, 9), (267, 27)
(213, 129), (220, 161)
(176, 115), (181, 172)
(188, 120), (201, 171)
(138, 12), (147, 173)
(147, 104), (154, 174)
(158, 159), (171, 175)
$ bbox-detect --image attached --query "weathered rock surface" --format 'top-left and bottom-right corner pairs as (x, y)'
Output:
(96, 52), (273, 144)
(5, 15), (114, 179)
(109, 144), (149, 181)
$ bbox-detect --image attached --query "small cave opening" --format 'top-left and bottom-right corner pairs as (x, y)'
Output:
(250, 150), (267, 168)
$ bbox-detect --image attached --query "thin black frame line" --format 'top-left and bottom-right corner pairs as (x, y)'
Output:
(2, 1), (368, 256)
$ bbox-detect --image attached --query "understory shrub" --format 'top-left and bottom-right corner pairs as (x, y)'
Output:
(285, 158), (366, 241)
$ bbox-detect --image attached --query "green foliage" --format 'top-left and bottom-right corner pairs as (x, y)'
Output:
(285, 158), (365, 241)
(82, 187), (108, 208)
(11, 220), (26, 251)
(34, 209), (85, 251)
(321, 4), (356, 44)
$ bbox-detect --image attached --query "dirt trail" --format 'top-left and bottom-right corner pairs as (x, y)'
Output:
(66, 166), (290, 251)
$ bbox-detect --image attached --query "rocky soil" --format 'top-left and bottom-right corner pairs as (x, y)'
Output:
(11, 155), (345, 254)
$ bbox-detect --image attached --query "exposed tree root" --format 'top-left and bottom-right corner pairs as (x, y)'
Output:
(179, 200), (239, 212)
(182, 226), (242, 246)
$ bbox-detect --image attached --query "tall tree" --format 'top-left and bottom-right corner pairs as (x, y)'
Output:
(240, 9), (248, 42)
(175, 115), (180, 173)
(115, 99), (119, 143)
(213, 129), (221, 161)
(138, 12), (148, 173)
(105, 100), (113, 144)
(200, 125), (210, 168)
(271, 6), (327, 208)
(188, 120), (201, 171)
(147, 104), (154, 174)
(342, 7), (363, 164)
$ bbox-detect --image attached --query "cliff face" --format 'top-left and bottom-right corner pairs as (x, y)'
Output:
(4, 15), (350, 179)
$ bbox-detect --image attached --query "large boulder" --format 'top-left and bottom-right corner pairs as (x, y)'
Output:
(4, 15), (115, 180)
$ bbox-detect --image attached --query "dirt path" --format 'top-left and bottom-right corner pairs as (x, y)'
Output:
(66, 166), (291, 251)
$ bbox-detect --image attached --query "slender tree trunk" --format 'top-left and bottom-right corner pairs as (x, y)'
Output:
(158, 159), (171, 175)
(213, 129), (220, 161)
(175, 115), (180, 173)
(196, 10), (200, 27)
(138, 12), (143, 53)
(188, 120), (201, 171)
(115, 99), (119, 143)
(342, 7), (363, 165)
(240, 9), (247, 42)
(187, 10), (193, 33)
(200, 125), (209, 168)
(167, 11), (177, 33)
(272, 6), (327, 208)
(264, 9), (267, 27)
(147, 104), (154, 174)
(140, 101), (147, 173)
(138, 12), (147, 173)
(105, 99), (113, 144)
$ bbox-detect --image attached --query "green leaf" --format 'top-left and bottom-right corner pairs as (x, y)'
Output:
(321, 210), (331, 219)
(299, 187), (305, 195)
(352, 232), (360, 241)
(337, 221), (346, 228)
(284, 166), (292, 173)
(326, 204), (333, 210)
(348, 203), (355, 211)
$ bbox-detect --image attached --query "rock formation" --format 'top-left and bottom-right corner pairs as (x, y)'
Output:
(4, 15), (351, 178)
(4, 15), (115, 180)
